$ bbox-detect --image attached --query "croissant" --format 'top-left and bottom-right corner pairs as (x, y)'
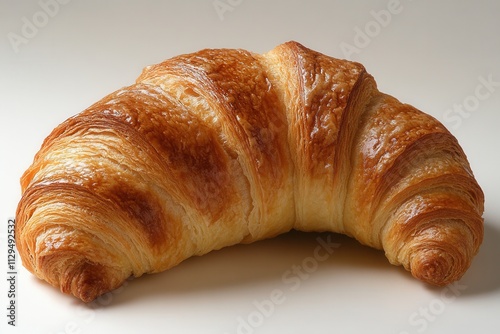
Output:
(15, 41), (484, 303)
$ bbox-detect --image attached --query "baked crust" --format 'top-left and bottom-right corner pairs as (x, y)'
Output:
(16, 41), (484, 302)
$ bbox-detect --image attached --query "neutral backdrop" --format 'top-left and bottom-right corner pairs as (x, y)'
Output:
(1, 1), (499, 333)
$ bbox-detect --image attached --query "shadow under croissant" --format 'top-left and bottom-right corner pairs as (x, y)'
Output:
(28, 223), (500, 307)
(109, 225), (500, 306)
(453, 220), (500, 296)
(92, 231), (409, 307)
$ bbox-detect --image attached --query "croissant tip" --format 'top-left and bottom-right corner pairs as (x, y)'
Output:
(62, 261), (117, 303)
(410, 249), (468, 287)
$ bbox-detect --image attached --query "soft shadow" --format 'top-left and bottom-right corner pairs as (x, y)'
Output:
(77, 219), (499, 307)
(106, 230), (397, 307)
(458, 220), (500, 296)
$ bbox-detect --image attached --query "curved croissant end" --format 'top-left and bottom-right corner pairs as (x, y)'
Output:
(16, 41), (484, 302)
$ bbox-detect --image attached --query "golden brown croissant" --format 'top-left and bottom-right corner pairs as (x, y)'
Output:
(16, 41), (484, 303)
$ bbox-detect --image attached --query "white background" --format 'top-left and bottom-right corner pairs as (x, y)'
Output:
(1, 1), (499, 333)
